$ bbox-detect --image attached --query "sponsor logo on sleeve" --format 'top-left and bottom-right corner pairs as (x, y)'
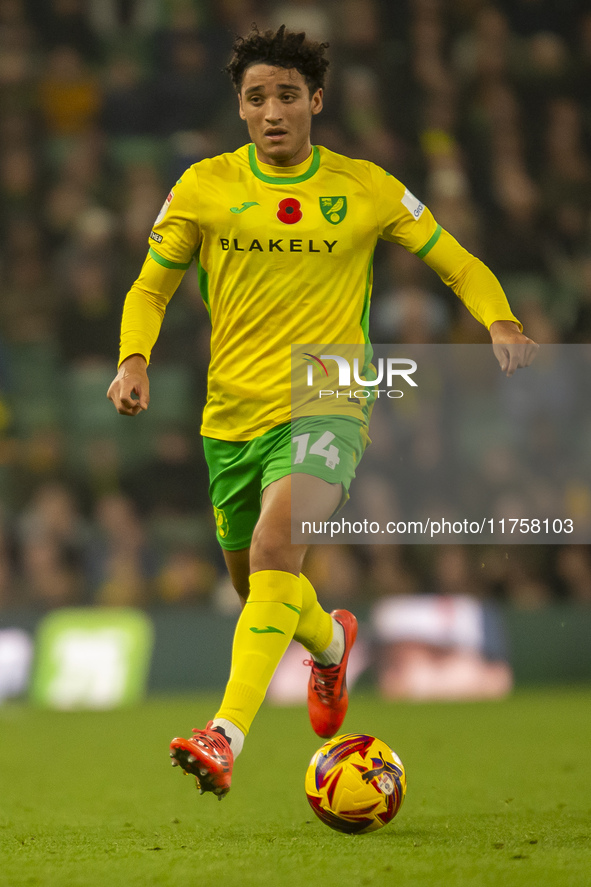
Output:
(149, 231), (163, 243)
(401, 188), (425, 220)
(154, 189), (174, 226)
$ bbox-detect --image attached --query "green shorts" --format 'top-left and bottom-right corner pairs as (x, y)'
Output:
(203, 416), (367, 550)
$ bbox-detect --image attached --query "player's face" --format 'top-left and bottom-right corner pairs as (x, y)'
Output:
(238, 64), (323, 166)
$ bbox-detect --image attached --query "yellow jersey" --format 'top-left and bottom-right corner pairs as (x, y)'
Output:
(119, 143), (520, 441)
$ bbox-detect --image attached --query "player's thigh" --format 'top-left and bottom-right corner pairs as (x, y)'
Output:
(259, 472), (342, 530)
(250, 473), (340, 574)
(262, 415), (366, 514)
(203, 436), (262, 551)
(249, 416), (365, 569)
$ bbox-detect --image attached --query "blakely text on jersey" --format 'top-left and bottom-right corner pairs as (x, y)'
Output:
(219, 238), (338, 253)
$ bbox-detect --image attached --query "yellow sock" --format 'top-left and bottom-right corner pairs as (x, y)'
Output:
(214, 570), (302, 735)
(293, 573), (333, 657)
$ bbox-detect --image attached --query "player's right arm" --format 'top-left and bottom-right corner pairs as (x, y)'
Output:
(107, 256), (187, 414)
(107, 353), (150, 416)
(107, 170), (201, 415)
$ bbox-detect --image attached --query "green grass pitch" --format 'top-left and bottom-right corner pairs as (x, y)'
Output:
(1, 687), (590, 887)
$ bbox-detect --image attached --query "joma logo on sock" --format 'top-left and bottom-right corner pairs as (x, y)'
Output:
(249, 626), (285, 635)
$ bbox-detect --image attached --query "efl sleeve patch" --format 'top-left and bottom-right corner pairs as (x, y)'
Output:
(401, 188), (425, 220)
(154, 189), (174, 226)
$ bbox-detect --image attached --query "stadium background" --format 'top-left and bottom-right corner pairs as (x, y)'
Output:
(1, 0), (591, 697)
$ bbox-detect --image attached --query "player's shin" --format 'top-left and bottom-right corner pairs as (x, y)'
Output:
(214, 570), (302, 734)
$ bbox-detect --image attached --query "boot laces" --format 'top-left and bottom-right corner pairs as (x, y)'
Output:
(191, 725), (230, 757)
(304, 659), (340, 701)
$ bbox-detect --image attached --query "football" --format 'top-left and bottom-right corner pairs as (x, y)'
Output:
(305, 733), (406, 834)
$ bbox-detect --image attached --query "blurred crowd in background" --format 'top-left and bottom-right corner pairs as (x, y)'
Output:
(1, 0), (591, 613)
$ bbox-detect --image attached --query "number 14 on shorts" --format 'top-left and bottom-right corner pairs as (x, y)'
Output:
(293, 431), (341, 469)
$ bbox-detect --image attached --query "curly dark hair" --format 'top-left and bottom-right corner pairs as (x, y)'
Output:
(226, 24), (329, 95)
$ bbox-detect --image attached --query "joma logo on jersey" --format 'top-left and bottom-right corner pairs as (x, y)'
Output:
(320, 196), (347, 225)
(230, 201), (259, 214)
(219, 237), (337, 253)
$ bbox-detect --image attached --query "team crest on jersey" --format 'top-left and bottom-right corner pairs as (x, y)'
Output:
(319, 196), (347, 225)
(154, 189), (174, 226)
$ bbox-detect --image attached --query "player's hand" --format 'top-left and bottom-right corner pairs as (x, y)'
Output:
(107, 354), (150, 415)
(489, 320), (539, 377)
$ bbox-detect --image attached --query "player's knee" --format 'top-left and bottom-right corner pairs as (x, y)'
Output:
(249, 526), (294, 574)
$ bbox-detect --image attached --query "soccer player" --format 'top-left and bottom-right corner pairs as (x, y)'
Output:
(107, 26), (537, 799)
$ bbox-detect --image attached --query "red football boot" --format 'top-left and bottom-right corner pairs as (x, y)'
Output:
(305, 609), (358, 739)
(170, 722), (233, 799)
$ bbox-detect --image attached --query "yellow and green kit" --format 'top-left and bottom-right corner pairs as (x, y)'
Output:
(119, 142), (520, 441)
(118, 142), (521, 546)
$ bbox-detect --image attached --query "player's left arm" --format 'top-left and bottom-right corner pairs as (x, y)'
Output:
(420, 227), (538, 376)
(369, 165), (538, 375)
(488, 320), (539, 378)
